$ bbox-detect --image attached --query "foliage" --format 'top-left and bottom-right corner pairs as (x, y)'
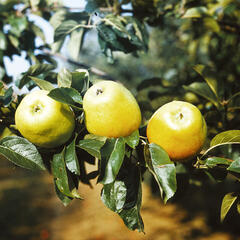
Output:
(1, 0), (240, 232)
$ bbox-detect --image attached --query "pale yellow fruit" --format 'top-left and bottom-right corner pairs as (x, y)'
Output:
(83, 81), (141, 138)
(147, 101), (207, 161)
(15, 90), (75, 148)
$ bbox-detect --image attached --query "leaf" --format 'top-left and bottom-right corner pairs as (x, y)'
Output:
(221, 192), (238, 222)
(54, 20), (79, 42)
(211, 130), (240, 147)
(204, 157), (232, 168)
(0, 31), (7, 50)
(48, 87), (83, 107)
(146, 143), (177, 203)
(0, 87), (13, 106)
(72, 69), (89, 93)
(54, 179), (72, 206)
(124, 130), (139, 149)
(101, 160), (144, 232)
(182, 7), (208, 18)
(77, 139), (105, 159)
(29, 77), (55, 91)
(57, 68), (72, 88)
(65, 136), (80, 175)
(0, 136), (45, 171)
(51, 149), (82, 199)
(193, 64), (218, 98)
(183, 82), (219, 108)
(227, 159), (240, 174)
(100, 138), (125, 185)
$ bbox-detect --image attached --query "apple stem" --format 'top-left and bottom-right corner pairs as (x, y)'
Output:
(179, 113), (183, 119)
(34, 105), (41, 112)
(96, 88), (103, 95)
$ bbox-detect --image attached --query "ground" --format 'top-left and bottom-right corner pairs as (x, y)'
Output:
(0, 159), (239, 240)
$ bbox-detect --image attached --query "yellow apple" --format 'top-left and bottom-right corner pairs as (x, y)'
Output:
(83, 80), (141, 138)
(15, 90), (75, 148)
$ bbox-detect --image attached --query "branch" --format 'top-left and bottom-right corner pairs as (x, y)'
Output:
(43, 49), (114, 80)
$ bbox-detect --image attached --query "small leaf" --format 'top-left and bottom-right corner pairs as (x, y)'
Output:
(77, 139), (105, 159)
(124, 130), (139, 149)
(65, 135), (80, 175)
(146, 143), (177, 203)
(227, 160), (240, 174)
(0, 87), (13, 106)
(211, 130), (240, 147)
(72, 69), (89, 93)
(0, 136), (45, 171)
(54, 179), (72, 206)
(100, 138), (125, 185)
(204, 157), (232, 168)
(0, 31), (7, 50)
(221, 192), (238, 222)
(182, 7), (208, 18)
(30, 76), (55, 91)
(57, 68), (72, 88)
(51, 149), (82, 199)
(48, 87), (83, 107)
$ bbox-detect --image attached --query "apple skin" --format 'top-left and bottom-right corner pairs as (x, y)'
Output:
(15, 90), (75, 148)
(147, 101), (207, 161)
(83, 80), (141, 138)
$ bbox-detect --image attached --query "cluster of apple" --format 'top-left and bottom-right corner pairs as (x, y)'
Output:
(15, 80), (207, 162)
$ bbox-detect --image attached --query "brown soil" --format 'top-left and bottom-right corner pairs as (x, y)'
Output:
(0, 160), (239, 240)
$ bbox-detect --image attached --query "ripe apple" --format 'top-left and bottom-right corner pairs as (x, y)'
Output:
(147, 101), (207, 161)
(15, 90), (75, 148)
(83, 80), (141, 138)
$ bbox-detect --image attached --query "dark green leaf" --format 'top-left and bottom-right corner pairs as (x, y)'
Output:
(54, 20), (79, 42)
(57, 68), (72, 88)
(0, 87), (13, 106)
(65, 136), (80, 175)
(51, 149), (82, 199)
(77, 139), (105, 159)
(48, 87), (83, 107)
(8, 15), (27, 37)
(204, 157), (232, 168)
(0, 136), (45, 171)
(71, 69), (89, 93)
(146, 143), (177, 203)
(183, 82), (219, 108)
(29, 77), (55, 91)
(100, 137), (125, 185)
(124, 130), (139, 149)
(54, 179), (72, 206)
(221, 192), (238, 222)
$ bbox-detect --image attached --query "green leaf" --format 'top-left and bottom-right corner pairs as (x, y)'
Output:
(54, 179), (72, 206)
(0, 136), (45, 171)
(193, 64), (218, 98)
(182, 7), (208, 18)
(48, 87), (83, 107)
(211, 130), (240, 147)
(29, 77), (55, 91)
(51, 149), (82, 199)
(146, 143), (177, 203)
(19, 64), (55, 89)
(124, 130), (139, 149)
(221, 192), (238, 222)
(101, 160), (144, 232)
(204, 157), (232, 168)
(183, 82), (219, 108)
(57, 68), (72, 88)
(72, 69), (89, 93)
(65, 136), (80, 175)
(8, 15), (28, 37)
(0, 87), (13, 106)
(54, 20), (79, 42)
(100, 138), (125, 185)
(227, 159), (240, 174)
(0, 31), (7, 50)
(77, 139), (105, 159)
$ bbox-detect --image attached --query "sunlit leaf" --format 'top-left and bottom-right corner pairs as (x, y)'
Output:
(204, 157), (232, 168)
(221, 192), (238, 222)
(227, 159), (240, 174)
(57, 68), (72, 88)
(30, 77), (55, 91)
(182, 7), (208, 18)
(0, 136), (45, 171)
(211, 130), (240, 147)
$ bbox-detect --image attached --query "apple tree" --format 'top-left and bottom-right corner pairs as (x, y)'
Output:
(1, 0), (240, 232)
